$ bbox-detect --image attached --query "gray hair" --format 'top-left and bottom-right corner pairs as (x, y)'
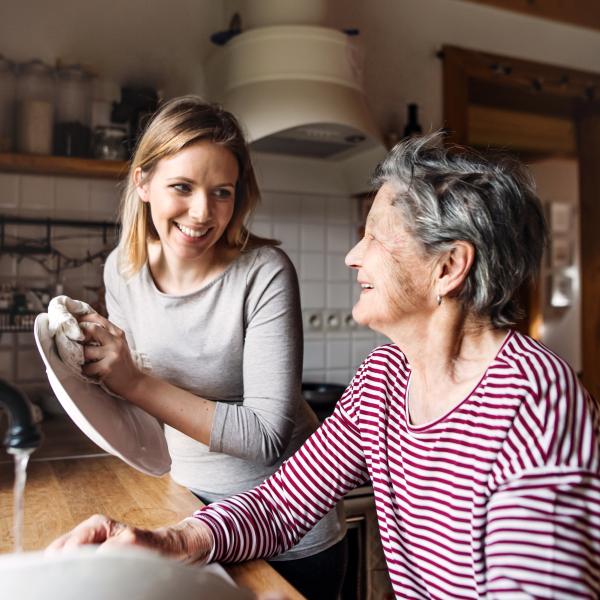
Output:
(371, 132), (548, 328)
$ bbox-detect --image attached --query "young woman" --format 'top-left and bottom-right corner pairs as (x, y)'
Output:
(77, 96), (347, 598)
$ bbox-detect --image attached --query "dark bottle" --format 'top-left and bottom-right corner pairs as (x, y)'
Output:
(403, 103), (423, 138)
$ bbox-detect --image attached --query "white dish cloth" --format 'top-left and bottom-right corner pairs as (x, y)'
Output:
(47, 295), (151, 388)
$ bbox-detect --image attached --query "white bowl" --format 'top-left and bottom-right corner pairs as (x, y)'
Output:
(0, 546), (251, 600)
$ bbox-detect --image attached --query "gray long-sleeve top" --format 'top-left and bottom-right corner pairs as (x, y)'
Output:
(103, 245), (345, 560)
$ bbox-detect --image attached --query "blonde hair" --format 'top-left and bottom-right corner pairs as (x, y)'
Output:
(118, 95), (277, 277)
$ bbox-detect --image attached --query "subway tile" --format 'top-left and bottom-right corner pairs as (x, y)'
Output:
(20, 175), (55, 212)
(286, 251), (300, 275)
(51, 228), (89, 258)
(249, 219), (273, 240)
(0, 332), (16, 349)
(0, 253), (17, 278)
(326, 224), (351, 252)
(257, 191), (276, 215)
(352, 339), (380, 368)
(325, 326), (350, 340)
(376, 333), (393, 346)
(0, 348), (14, 380)
(300, 281), (325, 309)
(301, 195), (325, 222)
(61, 265), (91, 298)
(326, 253), (351, 282)
(273, 222), (300, 251)
(89, 179), (121, 220)
(303, 340), (325, 370)
(301, 369), (325, 383)
(300, 223), (325, 252)
(326, 282), (351, 309)
(326, 369), (352, 386)
(326, 196), (353, 223)
(327, 339), (351, 370)
(17, 332), (35, 346)
(352, 325), (375, 340)
(0, 173), (19, 210)
(16, 347), (46, 382)
(300, 252), (325, 281)
(271, 194), (301, 221)
(17, 257), (51, 279)
(55, 177), (90, 218)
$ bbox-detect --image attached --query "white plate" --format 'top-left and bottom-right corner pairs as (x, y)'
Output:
(34, 313), (171, 476)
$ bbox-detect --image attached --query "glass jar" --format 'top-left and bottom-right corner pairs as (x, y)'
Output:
(16, 59), (55, 155)
(0, 56), (17, 152)
(90, 78), (120, 130)
(54, 65), (93, 157)
(92, 125), (127, 160)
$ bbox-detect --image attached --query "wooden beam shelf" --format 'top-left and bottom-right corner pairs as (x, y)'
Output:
(0, 153), (128, 180)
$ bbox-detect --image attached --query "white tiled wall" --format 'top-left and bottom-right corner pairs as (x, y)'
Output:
(251, 190), (385, 386)
(0, 173), (120, 387)
(0, 172), (385, 390)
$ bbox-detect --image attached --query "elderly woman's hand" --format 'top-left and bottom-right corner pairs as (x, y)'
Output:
(46, 514), (214, 564)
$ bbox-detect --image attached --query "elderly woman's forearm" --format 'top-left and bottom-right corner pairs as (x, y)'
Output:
(193, 408), (368, 563)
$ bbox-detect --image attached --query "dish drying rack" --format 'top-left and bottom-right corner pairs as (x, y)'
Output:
(0, 215), (117, 333)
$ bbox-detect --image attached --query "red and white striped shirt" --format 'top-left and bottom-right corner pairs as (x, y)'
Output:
(194, 331), (600, 598)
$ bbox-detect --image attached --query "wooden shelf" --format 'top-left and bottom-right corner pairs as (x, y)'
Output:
(0, 152), (128, 179)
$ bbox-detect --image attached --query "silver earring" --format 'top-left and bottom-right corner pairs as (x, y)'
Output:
(436, 294), (442, 306)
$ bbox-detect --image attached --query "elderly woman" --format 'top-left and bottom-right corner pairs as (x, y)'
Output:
(50, 135), (600, 598)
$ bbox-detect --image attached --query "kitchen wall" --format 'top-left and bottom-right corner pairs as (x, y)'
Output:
(325, 0), (600, 135)
(0, 172), (120, 391)
(2, 0), (600, 132)
(528, 159), (581, 373)
(251, 153), (386, 386)
(0, 154), (384, 393)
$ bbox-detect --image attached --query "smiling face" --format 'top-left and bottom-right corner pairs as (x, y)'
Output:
(136, 140), (239, 266)
(345, 183), (436, 334)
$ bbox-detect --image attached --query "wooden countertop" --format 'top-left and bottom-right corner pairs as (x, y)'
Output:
(0, 454), (304, 599)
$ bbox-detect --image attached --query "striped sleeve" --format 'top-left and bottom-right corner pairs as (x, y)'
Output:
(191, 375), (370, 563)
(485, 469), (600, 598)
(486, 339), (600, 597)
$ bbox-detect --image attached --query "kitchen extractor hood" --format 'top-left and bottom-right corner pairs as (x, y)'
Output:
(205, 3), (385, 193)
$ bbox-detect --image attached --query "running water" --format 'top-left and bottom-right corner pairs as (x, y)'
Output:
(10, 448), (34, 553)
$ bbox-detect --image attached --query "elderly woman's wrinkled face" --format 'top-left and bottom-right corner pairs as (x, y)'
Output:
(345, 183), (436, 333)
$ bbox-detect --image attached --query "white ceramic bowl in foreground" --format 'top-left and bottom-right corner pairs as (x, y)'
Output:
(0, 546), (251, 600)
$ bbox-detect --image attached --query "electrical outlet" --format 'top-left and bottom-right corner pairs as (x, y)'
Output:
(323, 310), (342, 331)
(342, 311), (358, 330)
(303, 309), (324, 332)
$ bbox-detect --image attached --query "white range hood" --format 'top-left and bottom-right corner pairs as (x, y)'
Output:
(205, 5), (385, 194)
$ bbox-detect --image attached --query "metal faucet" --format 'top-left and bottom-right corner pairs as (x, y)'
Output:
(0, 379), (42, 453)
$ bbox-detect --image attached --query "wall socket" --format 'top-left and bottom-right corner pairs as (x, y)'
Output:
(303, 309), (324, 332)
(304, 309), (357, 332)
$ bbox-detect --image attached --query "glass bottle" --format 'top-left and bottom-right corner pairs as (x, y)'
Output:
(16, 59), (55, 155)
(0, 56), (17, 152)
(403, 103), (423, 138)
(92, 125), (127, 160)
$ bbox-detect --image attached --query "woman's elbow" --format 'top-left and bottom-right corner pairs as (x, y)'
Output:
(259, 438), (287, 466)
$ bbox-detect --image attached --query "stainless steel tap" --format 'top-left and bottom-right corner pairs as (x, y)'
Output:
(0, 379), (42, 453)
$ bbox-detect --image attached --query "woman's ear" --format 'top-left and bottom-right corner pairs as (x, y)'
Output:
(435, 241), (474, 297)
(133, 167), (149, 203)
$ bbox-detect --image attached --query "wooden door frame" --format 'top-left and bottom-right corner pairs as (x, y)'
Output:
(441, 45), (600, 399)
